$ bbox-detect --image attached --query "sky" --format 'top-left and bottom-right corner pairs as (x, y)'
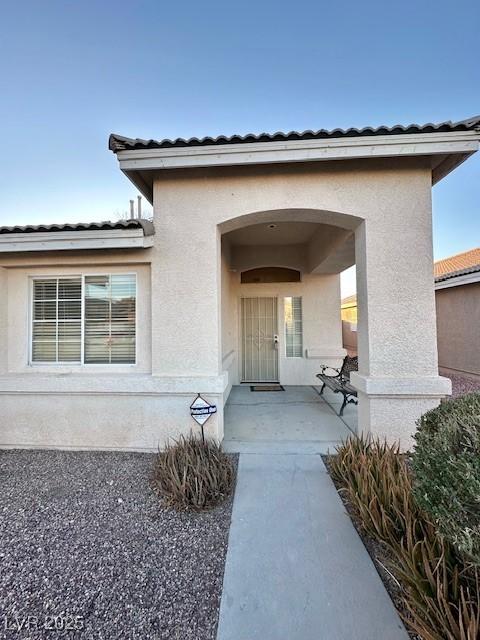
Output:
(0, 0), (479, 297)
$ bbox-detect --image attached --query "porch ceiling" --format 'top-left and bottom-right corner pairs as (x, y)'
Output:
(224, 221), (355, 275)
(224, 221), (319, 246)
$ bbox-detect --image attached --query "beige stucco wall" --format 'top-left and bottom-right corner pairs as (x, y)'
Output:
(0, 156), (451, 450)
(436, 282), (480, 378)
(0, 267), (7, 374)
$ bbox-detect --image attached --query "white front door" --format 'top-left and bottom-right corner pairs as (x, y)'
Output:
(241, 297), (279, 382)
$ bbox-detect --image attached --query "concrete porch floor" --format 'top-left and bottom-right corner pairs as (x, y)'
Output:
(223, 385), (357, 454)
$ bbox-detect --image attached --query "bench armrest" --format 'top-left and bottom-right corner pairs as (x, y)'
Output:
(318, 365), (341, 377)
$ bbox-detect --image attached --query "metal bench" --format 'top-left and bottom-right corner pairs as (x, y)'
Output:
(316, 355), (358, 416)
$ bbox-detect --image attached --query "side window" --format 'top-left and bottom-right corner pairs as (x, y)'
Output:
(284, 296), (303, 357)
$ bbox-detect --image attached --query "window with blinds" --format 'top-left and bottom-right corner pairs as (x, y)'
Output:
(31, 274), (136, 365)
(32, 278), (82, 363)
(284, 296), (303, 358)
(84, 275), (136, 364)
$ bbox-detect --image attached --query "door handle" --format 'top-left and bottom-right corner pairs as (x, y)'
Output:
(273, 334), (279, 349)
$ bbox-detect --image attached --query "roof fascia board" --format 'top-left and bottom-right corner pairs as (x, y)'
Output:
(116, 131), (479, 172)
(435, 271), (480, 289)
(0, 228), (154, 253)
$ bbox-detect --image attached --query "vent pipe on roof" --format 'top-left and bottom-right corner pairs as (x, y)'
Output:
(137, 196), (142, 219)
(129, 200), (135, 219)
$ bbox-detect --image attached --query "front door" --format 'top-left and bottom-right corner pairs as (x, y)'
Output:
(241, 297), (278, 382)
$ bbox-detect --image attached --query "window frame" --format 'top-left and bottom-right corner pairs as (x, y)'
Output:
(284, 295), (303, 359)
(29, 272), (138, 367)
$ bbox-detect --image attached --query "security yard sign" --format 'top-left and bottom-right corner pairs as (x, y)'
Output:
(190, 394), (217, 426)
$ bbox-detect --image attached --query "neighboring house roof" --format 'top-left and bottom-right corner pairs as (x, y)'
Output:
(0, 219), (155, 236)
(434, 247), (480, 283)
(109, 116), (480, 152)
(341, 294), (357, 307)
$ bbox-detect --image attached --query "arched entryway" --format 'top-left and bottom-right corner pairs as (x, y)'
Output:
(218, 208), (361, 450)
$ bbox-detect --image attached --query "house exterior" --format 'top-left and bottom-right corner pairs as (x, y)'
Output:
(435, 247), (480, 379)
(341, 294), (358, 356)
(0, 117), (479, 451)
(341, 294), (358, 324)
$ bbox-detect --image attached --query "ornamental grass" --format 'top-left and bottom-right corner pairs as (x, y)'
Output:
(330, 435), (479, 640)
(153, 433), (235, 511)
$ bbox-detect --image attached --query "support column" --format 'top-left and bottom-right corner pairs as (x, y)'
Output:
(351, 195), (450, 450)
(149, 194), (225, 441)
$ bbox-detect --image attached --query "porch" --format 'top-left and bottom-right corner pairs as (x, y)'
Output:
(222, 385), (357, 454)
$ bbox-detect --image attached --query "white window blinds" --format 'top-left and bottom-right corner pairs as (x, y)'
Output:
(32, 278), (82, 363)
(84, 275), (136, 364)
(31, 274), (136, 365)
(284, 296), (303, 358)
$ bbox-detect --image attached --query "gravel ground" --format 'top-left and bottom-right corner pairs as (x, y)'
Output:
(445, 373), (480, 398)
(0, 450), (237, 640)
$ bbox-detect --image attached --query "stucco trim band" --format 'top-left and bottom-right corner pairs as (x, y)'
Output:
(350, 373), (452, 397)
(0, 374), (229, 395)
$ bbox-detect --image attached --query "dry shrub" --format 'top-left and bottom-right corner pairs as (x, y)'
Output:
(330, 435), (479, 640)
(153, 433), (235, 511)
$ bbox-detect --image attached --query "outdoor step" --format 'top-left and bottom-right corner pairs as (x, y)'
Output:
(222, 439), (341, 455)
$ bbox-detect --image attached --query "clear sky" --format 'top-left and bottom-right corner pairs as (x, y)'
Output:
(0, 0), (478, 296)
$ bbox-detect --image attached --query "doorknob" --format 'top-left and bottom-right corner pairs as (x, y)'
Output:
(273, 334), (279, 349)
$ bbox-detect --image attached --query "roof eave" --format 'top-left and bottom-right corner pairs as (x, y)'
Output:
(0, 228), (154, 253)
(435, 266), (480, 288)
(114, 130), (480, 205)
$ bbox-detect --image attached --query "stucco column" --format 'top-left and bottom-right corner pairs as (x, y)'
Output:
(150, 188), (222, 380)
(351, 190), (451, 450)
(0, 267), (7, 374)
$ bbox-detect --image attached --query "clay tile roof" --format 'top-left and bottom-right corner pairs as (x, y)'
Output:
(0, 219), (155, 236)
(109, 116), (480, 153)
(434, 247), (480, 282)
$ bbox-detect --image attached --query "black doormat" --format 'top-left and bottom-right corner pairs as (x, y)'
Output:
(250, 385), (285, 392)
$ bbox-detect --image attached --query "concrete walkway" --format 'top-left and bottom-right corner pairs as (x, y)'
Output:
(217, 454), (408, 640)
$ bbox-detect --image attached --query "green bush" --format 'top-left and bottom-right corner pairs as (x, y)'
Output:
(153, 433), (235, 511)
(412, 393), (480, 565)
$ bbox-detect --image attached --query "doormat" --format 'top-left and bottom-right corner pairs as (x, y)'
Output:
(250, 385), (285, 392)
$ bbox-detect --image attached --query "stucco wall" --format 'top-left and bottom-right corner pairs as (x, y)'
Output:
(0, 383), (222, 451)
(0, 267), (7, 374)
(221, 242), (237, 401)
(436, 282), (480, 377)
(0, 156), (449, 450)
